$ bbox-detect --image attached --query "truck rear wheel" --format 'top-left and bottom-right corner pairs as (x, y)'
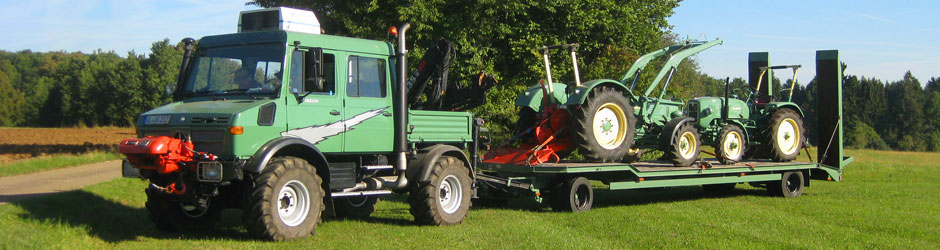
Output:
(551, 177), (593, 212)
(409, 156), (472, 225)
(145, 187), (223, 232)
(243, 156), (324, 241)
(767, 171), (804, 197)
(572, 86), (636, 162)
(333, 196), (377, 219)
(716, 125), (745, 164)
(767, 109), (804, 162)
(664, 123), (700, 166)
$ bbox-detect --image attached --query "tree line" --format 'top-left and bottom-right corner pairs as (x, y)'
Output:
(0, 40), (182, 127)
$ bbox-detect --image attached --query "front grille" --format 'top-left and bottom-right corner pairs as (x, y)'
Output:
(190, 130), (226, 155)
(688, 102), (699, 119)
(192, 116), (230, 124)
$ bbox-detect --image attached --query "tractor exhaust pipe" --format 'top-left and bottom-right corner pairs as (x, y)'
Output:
(173, 38), (196, 101)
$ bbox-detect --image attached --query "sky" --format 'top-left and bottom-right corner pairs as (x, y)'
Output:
(1, 0), (937, 85)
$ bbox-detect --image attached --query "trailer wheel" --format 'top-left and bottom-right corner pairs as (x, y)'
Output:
(333, 196), (377, 219)
(767, 109), (804, 161)
(716, 125), (746, 164)
(572, 86), (636, 162)
(664, 123), (701, 166)
(767, 171), (804, 197)
(409, 156), (472, 225)
(551, 177), (593, 212)
(145, 187), (223, 232)
(243, 156), (324, 241)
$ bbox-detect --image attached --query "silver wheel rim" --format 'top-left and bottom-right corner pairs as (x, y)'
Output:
(277, 180), (310, 227)
(180, 201), (209, 218)
(439, 175), (463, 214)
(678, 131), (697, 160)
(776, 118), (800, 155)
(722, 131), (743, 159)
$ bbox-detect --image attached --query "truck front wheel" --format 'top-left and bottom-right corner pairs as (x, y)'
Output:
(243, 156), (324, 241)
(409, 156), (472, 225)
(145, 187), (223, 232)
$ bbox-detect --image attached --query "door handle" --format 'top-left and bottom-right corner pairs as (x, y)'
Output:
(330, 110), (341, 116)
(383, 112), (393, 117)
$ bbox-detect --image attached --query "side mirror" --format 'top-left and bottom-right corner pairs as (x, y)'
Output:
(165, 82), (177, 95)
(304, 48), (324, 92)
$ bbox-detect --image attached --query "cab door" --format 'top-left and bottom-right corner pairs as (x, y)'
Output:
(342, 55), (394, 152)
(282, 47), (344, 153)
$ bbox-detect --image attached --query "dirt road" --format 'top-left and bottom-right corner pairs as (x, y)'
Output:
(0, 160), (121, 205)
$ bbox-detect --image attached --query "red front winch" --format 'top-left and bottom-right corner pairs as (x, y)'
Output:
(119, 136), (196, 174)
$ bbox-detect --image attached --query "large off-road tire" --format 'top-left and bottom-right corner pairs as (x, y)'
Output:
(333, 196), (377, 219)
(767, 171), (804, 197)
(243, 156), (325, 241)
(766, 109), (805, 162)
(409, 156), (472, 225)
(145, 187), (223, 232)
(572, 86), (636, 162)
(664, 123), (701, 166)
(716, 125), (746, 164)
(551, 177), (593, 212)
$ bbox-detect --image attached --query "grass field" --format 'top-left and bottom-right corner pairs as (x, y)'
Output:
(1, 149), (939, 248)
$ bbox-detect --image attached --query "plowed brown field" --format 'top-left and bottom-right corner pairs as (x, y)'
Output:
(0, 128), (135, 163)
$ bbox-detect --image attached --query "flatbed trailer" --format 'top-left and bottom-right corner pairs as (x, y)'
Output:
(473, 50), (852, 212)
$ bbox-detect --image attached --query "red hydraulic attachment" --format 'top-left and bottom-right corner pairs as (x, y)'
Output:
(483, 81), (574, 165)
(119, 136), (196, 174)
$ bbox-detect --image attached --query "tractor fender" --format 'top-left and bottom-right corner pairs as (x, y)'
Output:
(245, 137), (329, 176)
(406, 144), (472, 186)
(659, 117), (696, 149)
(767, 102), (805, 117)
(515, 83), (569, 112)
(565, 79), (634, 106)
(724, 120), (751, 142)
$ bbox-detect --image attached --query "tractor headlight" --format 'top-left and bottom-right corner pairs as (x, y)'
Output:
(702, 107), (713, 117)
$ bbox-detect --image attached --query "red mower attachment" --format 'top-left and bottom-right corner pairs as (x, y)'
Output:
(119, 136), (197, 174)
(483, 105), (573, 166)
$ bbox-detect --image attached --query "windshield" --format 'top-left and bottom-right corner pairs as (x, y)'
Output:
(182, 44), (285, 97)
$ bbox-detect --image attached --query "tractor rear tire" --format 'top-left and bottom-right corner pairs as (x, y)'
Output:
(333, 196), (377, 219)
(515, 107), (538, 139)
(664, 123), (701, 166)
(409, 156), (472, 225)
(243, 156), (325, 241)
(571, 86), (636, 162)
(145, 187), (223, 232)
(551, 177), (593, 212)
(767, 109), (805, 162)
(716, 125), (746, 164)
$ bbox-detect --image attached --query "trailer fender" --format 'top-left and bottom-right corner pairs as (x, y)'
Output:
(407, 144), (472, 186)
(725, 120), (751, 143)
(565, 79), (634, 106)
(659, 117), (696, 149)
(515, 83), (569, 112)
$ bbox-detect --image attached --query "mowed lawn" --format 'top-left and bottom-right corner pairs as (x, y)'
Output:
(1, 149), (938, 248)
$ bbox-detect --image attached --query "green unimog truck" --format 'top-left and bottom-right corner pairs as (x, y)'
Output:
(120, 7), (484, 241)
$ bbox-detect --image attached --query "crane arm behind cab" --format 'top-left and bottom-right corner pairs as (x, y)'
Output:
(406, 38), (496, 111)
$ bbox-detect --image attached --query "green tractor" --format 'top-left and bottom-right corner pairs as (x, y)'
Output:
(493, 39), (722, 166)
(687, 52), (806, 164)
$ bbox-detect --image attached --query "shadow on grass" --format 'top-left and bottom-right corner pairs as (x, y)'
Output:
(473, 185), (771, 212)
(12, 190), (253, 243)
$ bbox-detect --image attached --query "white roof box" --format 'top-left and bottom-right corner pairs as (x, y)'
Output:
(238, 7), (321, 34)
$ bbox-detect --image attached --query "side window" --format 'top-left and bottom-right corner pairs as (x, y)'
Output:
(290, 49), (335, 95)
(346, 56), (386, 98)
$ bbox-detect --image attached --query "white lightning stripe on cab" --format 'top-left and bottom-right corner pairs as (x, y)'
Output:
(281, 107), (389, 145)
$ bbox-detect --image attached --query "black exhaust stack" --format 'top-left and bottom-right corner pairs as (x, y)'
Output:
(173, 38), (196, 101)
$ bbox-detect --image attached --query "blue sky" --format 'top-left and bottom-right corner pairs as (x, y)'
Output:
(1, 1), (936, 84)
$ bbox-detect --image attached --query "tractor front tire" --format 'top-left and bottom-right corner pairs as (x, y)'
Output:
(664, 123), (701, 166)
(767, 109), (805, 162)
(243, 156), (325, 241)
(145, 187), (223, 232)
(409, 156), (472, 225)
(333, 196), (377, 219)
(716, 125), (746, 164)
(572, 86), (636, 162)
